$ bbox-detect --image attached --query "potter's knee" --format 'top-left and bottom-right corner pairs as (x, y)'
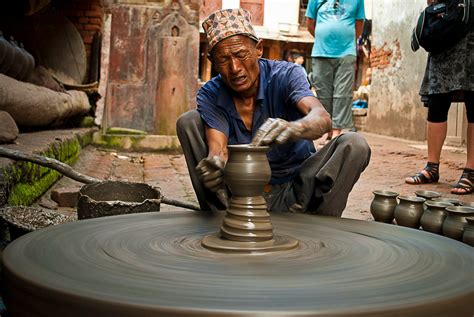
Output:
(338, 132), (371, 161)
(176, 110), (200, 133)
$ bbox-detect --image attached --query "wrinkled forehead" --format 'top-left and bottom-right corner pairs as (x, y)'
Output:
(211, 35), (256, 56)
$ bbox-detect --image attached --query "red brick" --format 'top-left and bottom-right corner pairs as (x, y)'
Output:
(82, 35), (94, 44)
(90, 4), (103, 12)
(84, 24), (101, 31)
(85, 10), (102, 18)
(89, 17), (102, 25)
(51, 187), (80, 207)
(78, 17), (89, 24)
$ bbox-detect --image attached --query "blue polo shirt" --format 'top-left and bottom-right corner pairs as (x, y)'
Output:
(197, 58), (315, 184)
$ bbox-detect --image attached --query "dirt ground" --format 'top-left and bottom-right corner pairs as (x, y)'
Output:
(39, 131), (471, 221)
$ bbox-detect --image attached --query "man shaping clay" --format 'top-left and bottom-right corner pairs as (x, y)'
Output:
(177, 8), (370, 216)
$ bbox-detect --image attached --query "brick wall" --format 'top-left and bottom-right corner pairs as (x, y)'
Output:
(370, 40), (401, 70)
(55, 0), (104, 64)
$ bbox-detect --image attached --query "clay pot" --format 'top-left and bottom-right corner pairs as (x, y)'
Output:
(223, 145), (271, 197)
(420, 201), (452, 234)
(414, 190), (441, 200)
(370, 190), (398, 223)
(442, 206), (474, 241)
(394, 196), (426, 229)
(462, 217), (474, 246)
(433, 197), (461, 206)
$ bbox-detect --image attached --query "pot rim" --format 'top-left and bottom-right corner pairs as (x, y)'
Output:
(424, 200), (453, 208)
(432, 197), (461, 205)
(445, 206), (474, 215)
(227, 144), (270, 152)
(414, 190), (441, 198)
(372, 190), (399, 197)
(398, 195), (426, 203)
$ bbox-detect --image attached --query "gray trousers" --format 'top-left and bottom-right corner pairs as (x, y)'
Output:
(176, 110), (371, 217)
(311, 56), (356, 130)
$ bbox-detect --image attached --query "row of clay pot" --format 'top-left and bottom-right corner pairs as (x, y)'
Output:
(370, 190), (474, 246)
(0, 31), (35, 81)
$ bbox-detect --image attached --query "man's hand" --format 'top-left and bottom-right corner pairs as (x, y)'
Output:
(251, 118), (304, 146)
(196, 156), (229, 208)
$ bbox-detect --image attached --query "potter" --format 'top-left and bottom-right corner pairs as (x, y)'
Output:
(177, 8), (371, 216)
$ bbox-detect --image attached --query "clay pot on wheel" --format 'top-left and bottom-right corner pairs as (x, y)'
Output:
(462, 217), (474, 246)
(370, 190), (399, 223)
(420, 201), (452, 234)
(224, 145), (271, 197)
(443, 206), (474, 241)
(394, 196), (426, 229)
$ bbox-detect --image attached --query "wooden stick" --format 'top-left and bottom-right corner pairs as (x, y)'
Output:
(0, 146), (99, 184)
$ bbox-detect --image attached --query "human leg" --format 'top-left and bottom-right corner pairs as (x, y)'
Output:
(452, 91), (474, 194)
(311, 57), (335, 139)
(331, 55), (356, 137)
(176, 110), (224, 211)
(267, 132), (371, 217)
(405, 93), (452, 184)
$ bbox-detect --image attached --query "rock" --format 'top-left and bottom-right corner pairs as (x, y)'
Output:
(0, 111), (19, 143)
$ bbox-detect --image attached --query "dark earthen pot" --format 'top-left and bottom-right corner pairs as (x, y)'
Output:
(462, 217), (474, 246)
(420, 201), (452, 234)
(394, 196), (426, 229)
(370, 190), (398, 223)
(415, 190), (441, 200)
(442, 206), (474, 241)
(224, 145), (271, 197)
(433, 197), (461, 206)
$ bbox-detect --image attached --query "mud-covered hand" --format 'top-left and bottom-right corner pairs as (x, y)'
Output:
(251, 118), (304, 146)
(196, 156), (228, 208)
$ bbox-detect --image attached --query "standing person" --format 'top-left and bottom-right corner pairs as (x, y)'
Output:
(306, 0), (365, 139)
(176, 8), (371, 215)
(293, 52), (308, 77)
(405, 2), (474, 195)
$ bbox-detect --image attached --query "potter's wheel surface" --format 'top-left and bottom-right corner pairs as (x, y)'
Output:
(3, 211), (474, 316)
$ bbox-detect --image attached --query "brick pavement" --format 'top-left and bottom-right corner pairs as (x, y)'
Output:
(40, 131), (472, 220)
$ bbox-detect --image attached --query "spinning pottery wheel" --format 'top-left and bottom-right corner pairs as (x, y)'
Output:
(3, 211), (474, 316)
(3, 145), (474, 316)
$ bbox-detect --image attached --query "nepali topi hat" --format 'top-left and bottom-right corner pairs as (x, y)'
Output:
(202, 8), (259, 52)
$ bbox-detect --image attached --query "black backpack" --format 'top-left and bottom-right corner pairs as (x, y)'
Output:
(411, 0), (473, 54)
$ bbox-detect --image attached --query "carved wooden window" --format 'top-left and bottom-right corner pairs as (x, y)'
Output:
(240, 0), (264, 25)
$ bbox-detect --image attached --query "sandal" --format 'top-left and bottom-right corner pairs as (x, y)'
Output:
(405, 162), (440, 185)
(451, 168), (474, 195)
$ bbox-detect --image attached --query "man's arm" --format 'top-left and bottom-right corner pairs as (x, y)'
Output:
(252, 96), (331, 145)
(356, 19), (364, 40)
(307, 18), (316, 37)
(205, 127), (228, 162)
(292, 96), (332, 140)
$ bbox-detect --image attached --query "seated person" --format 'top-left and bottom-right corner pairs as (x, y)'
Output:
(177, 8), (371, 216)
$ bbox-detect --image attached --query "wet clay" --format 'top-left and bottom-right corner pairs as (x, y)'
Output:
(202, 145), (298, 252)
(3, 211), (474, 316)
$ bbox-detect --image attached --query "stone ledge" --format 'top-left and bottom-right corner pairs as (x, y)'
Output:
(92, 132), (182, 152)
(0, 128), (96, 207)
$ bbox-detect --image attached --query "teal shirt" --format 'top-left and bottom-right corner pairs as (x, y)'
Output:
(306, 0), (365, 58)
